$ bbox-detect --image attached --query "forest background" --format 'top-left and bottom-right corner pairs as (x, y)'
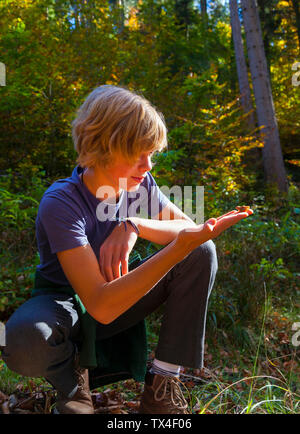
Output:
(0, 0), (299, 414)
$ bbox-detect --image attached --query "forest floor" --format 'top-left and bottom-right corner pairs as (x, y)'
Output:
(0, 308), (299, 415)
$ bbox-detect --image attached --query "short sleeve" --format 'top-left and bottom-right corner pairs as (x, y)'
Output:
(37, 194), (89, 254)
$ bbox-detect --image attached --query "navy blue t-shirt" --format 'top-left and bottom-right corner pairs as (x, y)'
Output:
(35, 165), (170, 285)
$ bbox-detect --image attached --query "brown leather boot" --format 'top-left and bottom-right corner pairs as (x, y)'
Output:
(139, 372), (190, 414)
(55, 358), (94, 414)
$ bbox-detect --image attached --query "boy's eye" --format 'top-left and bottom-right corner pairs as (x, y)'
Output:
(150, 150), (159, 158)
(136, 151), (160, 165)
(153, 150), (161, 159)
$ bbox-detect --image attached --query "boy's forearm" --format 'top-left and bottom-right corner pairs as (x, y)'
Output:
(129, 216), (196, 245)
(94, 237), (191, 324)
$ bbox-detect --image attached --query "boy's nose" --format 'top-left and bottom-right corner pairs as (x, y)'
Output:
(139, 155), (152, 172)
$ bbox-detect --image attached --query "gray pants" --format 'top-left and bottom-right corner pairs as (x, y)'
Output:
(2, 241), (218, 396)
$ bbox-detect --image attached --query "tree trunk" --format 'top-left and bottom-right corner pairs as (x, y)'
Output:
(200, 0), (207, 14)
(229, 0), (256, 131)
(200, 0), (207, 18)
(241, 0), (288, 192)
(291, 0), (300, 50)
(200, 0), (208, 26)
(256, 0), (272, 78)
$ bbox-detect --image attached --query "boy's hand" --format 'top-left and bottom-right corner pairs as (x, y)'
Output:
(176, 208), (253, 252)
(99, 223), (138, 282)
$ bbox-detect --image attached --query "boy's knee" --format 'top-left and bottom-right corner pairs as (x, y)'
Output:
(191, 240), (218, 270)
(2, 318), (58, 377)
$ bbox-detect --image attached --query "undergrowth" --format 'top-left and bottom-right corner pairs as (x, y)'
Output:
(0, 170), (299, 413)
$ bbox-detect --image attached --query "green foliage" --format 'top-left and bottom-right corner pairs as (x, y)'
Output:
(0, 0), (299, 412)
(0, 168), (48, 318)
(206, 187), (300, 348)
(0, 358), (50, 396)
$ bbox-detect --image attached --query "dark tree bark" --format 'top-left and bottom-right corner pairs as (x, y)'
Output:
(241, 0), (288, 192)
(200, 0), (207, 15)
(229, 0), (256, 131)
(200, 0), (208, 26)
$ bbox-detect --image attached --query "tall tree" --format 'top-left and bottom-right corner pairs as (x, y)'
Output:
(229, 0), (256, 131)
(200, 0), (207, 15)
(200, 0), (208, 27)
(241, 0), (288, 193)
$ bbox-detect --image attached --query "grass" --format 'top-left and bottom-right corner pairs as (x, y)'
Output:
(189, 374), (299, 414)
(0, 359), (51, 396)
(0, 182), (299, 413)
(1, 286), (299, 414)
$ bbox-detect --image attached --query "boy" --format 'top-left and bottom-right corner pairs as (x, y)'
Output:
(2, 85), (252, 414)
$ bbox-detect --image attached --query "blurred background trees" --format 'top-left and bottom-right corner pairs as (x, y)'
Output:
(0, 0), (299, 357)
(1, 0), (299, 188)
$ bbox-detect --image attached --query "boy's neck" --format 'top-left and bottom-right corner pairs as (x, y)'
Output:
(81, 167), (121, 203)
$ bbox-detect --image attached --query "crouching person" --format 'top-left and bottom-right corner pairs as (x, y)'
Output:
(2, 85), (252, 414)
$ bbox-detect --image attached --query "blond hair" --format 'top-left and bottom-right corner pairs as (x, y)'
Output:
(72, 85), (168, 169)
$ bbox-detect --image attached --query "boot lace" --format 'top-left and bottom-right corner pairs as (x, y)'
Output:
(153, 376), (189, 412)
(74, 351), (86, 390)
(75, 366), (86, 389)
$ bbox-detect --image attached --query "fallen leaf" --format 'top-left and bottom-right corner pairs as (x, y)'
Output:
(107, 399), (120, 406)
(283, 360), (299, 369)
(110, 408), (128, 414)
(126, 401), (138, 408)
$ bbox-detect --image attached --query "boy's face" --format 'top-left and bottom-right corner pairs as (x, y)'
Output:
(103, 150), (155, 193)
